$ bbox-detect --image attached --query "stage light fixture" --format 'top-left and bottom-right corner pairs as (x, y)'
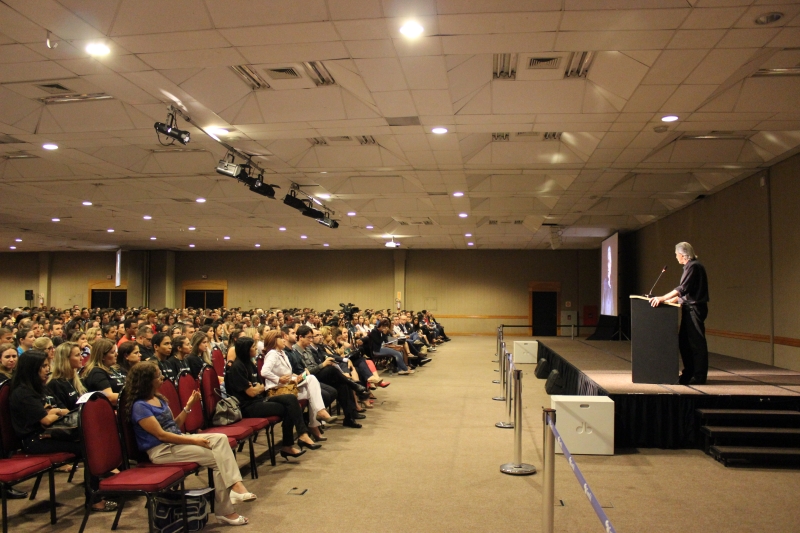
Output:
(283, 191), (307, 210)
(302, 204), (325, 219)
(216, 159), (243, 177)
(249, 175), (279, 199)
(154, 121), (190, 145)
(317, 216), (339, 229)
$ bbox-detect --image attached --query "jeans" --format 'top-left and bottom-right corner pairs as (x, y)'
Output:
(374, 346), (407, 371)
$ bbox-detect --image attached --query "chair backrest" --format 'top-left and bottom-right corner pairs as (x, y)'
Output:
(0, 382), (21, 457)
(116, 390), (146, 465)
(211, 347), (225, 377)
(158, 378), (182, 422)
(198, 365), (222, 424)
(79, 393), (123, 477)
(176, 370), (205, 433)
(255, 355), (265, 384)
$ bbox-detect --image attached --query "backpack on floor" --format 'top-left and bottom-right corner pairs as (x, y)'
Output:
(153, 490), (210, 533)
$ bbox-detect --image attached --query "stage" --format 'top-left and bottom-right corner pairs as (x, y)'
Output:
(537, 339), (800, 449)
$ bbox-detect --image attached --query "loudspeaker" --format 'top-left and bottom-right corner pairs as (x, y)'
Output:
(545, 369), (565, 395)
(24, 290), (34, 300)
(535, 358), (551, 379)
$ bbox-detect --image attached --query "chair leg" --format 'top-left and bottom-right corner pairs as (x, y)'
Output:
(77, 498), (91, 533)
(48, 469), (56, 525)
(207, 469), (214, 514)
(29, 473), (42, 500)
(268, 425), (276, 466)
(111, 497), (125, 531)
(237, 441), (245, 453)
(67, 460), (79, 483)
(145, 495), (155, 533)
(248, 436), (258, 479)
(2, 484), (8, 533)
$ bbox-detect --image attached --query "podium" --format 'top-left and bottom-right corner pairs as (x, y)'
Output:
(630, 296), (679, 384)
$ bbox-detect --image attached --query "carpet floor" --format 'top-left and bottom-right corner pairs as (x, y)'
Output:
(6, 337), (800, 532)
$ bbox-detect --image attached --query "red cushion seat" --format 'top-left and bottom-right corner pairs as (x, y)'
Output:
(198, 426), (253, 441)
(98, 466), (184, 492)
(236, 417), (275, 431)
(0, 457), (50, 483)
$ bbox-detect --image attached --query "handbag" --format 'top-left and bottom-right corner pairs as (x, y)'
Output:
(212, 395), (242, 426)
(267, 381), (299, 397)
(42, 409), (80, 441)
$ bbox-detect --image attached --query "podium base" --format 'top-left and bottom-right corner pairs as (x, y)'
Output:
(495, 421), (514, 429)
(500, 463), (536, 476)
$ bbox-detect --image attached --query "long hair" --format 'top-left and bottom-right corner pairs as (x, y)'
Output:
(15, 328), (31, 349)
(49, 342), (86, 395)
(262, 330), (281, 353)
(234, 337), (255, 369)
(10, 350), (47, 395)
(116, 341), (139, 373)
(170, 335), (188, 358)
(190, 331), (212, 365)
(33, 336), (53, 352)
(0, 343), (17, 380)
(122, 361), (165, 420)
(84, 338), (115, 376)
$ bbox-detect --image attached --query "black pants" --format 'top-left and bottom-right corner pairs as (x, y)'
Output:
(319, 382), (337, 407)
(311, 366), (357, 418)
(679, 304), (708, 381)
(242, 395), (309, 446)
(24, 435), (83, 457)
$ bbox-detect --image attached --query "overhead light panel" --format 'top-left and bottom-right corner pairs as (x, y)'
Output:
(493, 53), (517, 80)
(86, 42), (110, 56)
(40, 93), (113, 104)
(399, 21), (424, 38)
(752, 67), (800, 77)
(302, 61), (336, 86)
(564, 52), (594, 78)
(230, 65), (271, 90)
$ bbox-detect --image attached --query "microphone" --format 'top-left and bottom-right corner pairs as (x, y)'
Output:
(646, 265), (667, 298)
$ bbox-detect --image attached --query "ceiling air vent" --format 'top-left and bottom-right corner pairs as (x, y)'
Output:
(395, 217), (435, 226)
(488, 218), (524, 225)
(528, 57), (561, 69)
(40, 93), (113, 104)
(493, 53), (517, 80)
(230, 65), (270, 90)
(516, 132), (541, 138)
(327, 136), (351, 142)
(302, 61), (336, 86)
(680, 131), (750, 140)
(386, 116), (420, 126)
(265, 67), (301, 80)
(564, 52), (594, 78)
(357, 135), (377, 145)
(36, 83), (73, 94)
(0, 134), (24, 144)
(543, 132), (562, 140)
(2, 152), (37, 159)
(308, 137), (328, 146)
(492, 133), (510, 141)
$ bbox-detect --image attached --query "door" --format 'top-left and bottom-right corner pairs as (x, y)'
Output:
(91, 289), (127, 308)
(532, 291), (558, 336)
(185, 290), (225, 309)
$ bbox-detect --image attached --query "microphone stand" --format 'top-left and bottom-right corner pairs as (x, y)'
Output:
(646, 266), (667, 298)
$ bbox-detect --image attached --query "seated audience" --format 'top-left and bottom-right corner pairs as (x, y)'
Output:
(151, 333), (178, 382)
(47, 341), (86, 411)
(83, 338), (125, 405)
(116, 341), (141, 377)
(0, 343), (17, 384)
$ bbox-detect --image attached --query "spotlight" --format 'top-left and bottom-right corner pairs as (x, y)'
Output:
(302, 204), (325, 219)
(283, 191), (307, 210)
(216, 159), (243, 177)
(317, 216), (339, 229)
(154, 121), (190, 145)
(249, 180), (278, 199)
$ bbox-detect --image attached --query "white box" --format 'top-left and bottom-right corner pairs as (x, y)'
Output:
(512, 341), (538, 364)
(550, 395), (615, 455)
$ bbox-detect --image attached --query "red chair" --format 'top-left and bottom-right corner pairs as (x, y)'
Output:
(77, 393), (188, 533)
(159, 379), (238, 451)
(255, 355), (265, 384)
(176, 372), (257, 478)
(0, 456), (56, 533)
(198, 365), (279, 467)
(0, 383), (77, 495)
(211, 347), (225, 377)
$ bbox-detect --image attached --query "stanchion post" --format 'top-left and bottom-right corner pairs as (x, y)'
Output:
(496, 352), (514, 428)
(571, 324), (574, 341)
(542, 408), (556, 533)
(493, 342), (507, 399)
(500, 369), (536, 475)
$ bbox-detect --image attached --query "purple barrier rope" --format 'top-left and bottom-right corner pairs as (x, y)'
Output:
(547, 419), (617, 533)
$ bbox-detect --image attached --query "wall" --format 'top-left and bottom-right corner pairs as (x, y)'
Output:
(50, 252), (118, 308)
(0, 253), (39, 306)
(634, 151), (800, 371)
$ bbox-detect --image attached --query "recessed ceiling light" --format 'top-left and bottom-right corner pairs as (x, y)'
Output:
(465, 233), (472, 237)
(85, 43), (110, 56)
(208, 128), (229, 136)
(320, 171), (327, 174)
(661, 115), (679, 123)
(196, 198), (206, 203)
(143, 215), (152, 220)
(317, 194), (330, 199)
(459, 213), (468, 218)
(279, 227), (286, 231)
(347, 212), (356, 216)
(366, 225), (374, 229)
(223, 236), (230, 240)
(255, 243), (261, 248)
(755, 12), (783, 25)
(9, 246), (16, 250)
(188, 226), (196, 231)
(42, 144), (58, 150)
(189, 244), (195, 248)
(431, 127), (448, 134)
(82, 201), (92, 206)
(150, 237), (157, 240)
(467, 242), (474, 246)
(52, 218), (60, 222)
(107, 229), (114, 233)
(300, 235), (307, 239)
(399, 21), (424, 38)
(453, 192), (464, 197)
(15, 238), (21, 242)
(323, 243), (329, 247)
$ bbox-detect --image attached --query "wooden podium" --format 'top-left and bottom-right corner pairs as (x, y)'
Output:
(630, 295), (679, 384)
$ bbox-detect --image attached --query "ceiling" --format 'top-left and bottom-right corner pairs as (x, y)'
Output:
(1, 0), (799, 252)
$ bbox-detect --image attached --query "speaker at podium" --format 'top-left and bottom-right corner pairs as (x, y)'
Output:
(630, 295), (679, 384)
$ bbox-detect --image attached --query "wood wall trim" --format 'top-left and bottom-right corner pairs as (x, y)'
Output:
(774, 336), (800, 348)
(434, 314), (528, 319)
(706, 328), (770, 343)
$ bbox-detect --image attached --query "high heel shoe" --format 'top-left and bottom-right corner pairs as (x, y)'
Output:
(279, 448), (306, 461)
(312, 433), (328, 442)
(316, 414), (339, 424)
(298, 439), (322, 450)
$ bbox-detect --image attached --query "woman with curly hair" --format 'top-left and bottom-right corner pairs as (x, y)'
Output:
(124, 362), (255, 525)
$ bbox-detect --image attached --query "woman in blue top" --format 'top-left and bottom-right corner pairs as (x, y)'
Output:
(123, 362), (255, 526)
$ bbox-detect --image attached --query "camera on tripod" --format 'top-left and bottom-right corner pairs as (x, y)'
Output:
(339, 302), (360, 321)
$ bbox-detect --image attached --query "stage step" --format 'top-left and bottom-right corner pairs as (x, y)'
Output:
(697, 409), (800, 418)
(696, 409), (800, 429)
(709, 446), (800, 466)
(702, 426), (800, 436)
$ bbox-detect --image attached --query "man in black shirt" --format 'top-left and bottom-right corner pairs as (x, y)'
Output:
(651, 242), (710, 385)
(150, 333), (178, 383)
(136, 324), (155, 361)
